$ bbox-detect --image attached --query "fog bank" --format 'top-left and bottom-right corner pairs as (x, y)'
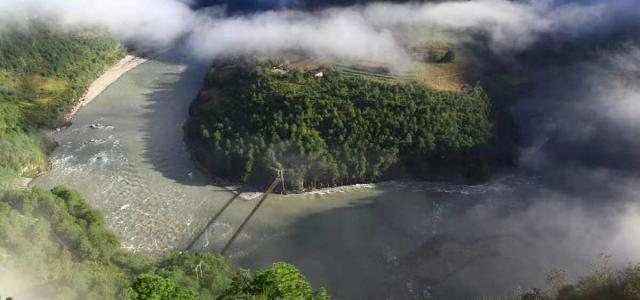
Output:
(2, 0), (637, 64)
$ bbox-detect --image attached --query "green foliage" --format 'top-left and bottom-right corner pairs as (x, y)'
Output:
(221, 263), (330, 300)
(0, 131), (51, 178)
(520, 255), (640, 300)
(129, 273), (198, 300)
(50, 186), (123, 262)
(188, 59), (493, 191)
(152, 253), (235, 298)
(0, 188), (130, 300)
(554, 265), (640, 300)
(0, 101), (23, 135)
(0, 166), (18, 190)
(0, 22), (126, 189)
(0, 22), (126, 128)
(519, 289), (547, 300)
(0, 187), (326, 299)
(1, 187), (122, 263)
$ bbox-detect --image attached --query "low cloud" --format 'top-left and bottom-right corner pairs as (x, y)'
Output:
(515, 45), (640, 171)
(1, 0), (635, 64)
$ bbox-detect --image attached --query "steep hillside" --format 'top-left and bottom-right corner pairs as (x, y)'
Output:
(0, 187), (328, 299)
(0, 23), (126, 188)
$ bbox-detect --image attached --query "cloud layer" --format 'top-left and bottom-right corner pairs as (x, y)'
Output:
(1, 0), (636, 64)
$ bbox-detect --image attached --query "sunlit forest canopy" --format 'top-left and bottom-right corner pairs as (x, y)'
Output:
(188, 59), (493, 191)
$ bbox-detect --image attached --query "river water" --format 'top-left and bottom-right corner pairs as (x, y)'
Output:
(32, 50), (640, 299)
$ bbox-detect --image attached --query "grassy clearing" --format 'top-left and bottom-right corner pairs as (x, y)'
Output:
(280, 43), (469, 91)
(421, 62), (466, 91)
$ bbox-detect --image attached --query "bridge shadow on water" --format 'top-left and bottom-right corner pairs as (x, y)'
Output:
(185, 192), (241, 251)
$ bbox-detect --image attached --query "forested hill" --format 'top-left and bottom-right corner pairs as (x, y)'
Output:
(0, 23), (126, 188)
(187, 59), (495, 192)
(0, 187), (329, 299)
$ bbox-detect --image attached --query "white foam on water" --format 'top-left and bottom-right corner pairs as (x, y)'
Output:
(88, 151), (110, 165)
(50, 154), (75, 168)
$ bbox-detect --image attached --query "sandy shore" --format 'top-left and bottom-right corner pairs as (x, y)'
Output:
(65, 54), (149, 121)
(17, 54), (150, 190)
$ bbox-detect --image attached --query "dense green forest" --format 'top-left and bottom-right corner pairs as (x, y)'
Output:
(0, 22), (126, 188)
(0, 187), (328, 299)
(187, 59), (494, 191)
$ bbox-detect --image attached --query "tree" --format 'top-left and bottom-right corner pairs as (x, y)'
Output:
(221, 263), (330, 300)
(128, 274), (197, 300)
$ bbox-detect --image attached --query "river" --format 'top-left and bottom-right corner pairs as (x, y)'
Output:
(32, 50), (640, 299)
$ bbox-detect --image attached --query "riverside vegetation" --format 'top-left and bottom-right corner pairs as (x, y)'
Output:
(0, 24), (328, 299)
(0, 22), (126, 188)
